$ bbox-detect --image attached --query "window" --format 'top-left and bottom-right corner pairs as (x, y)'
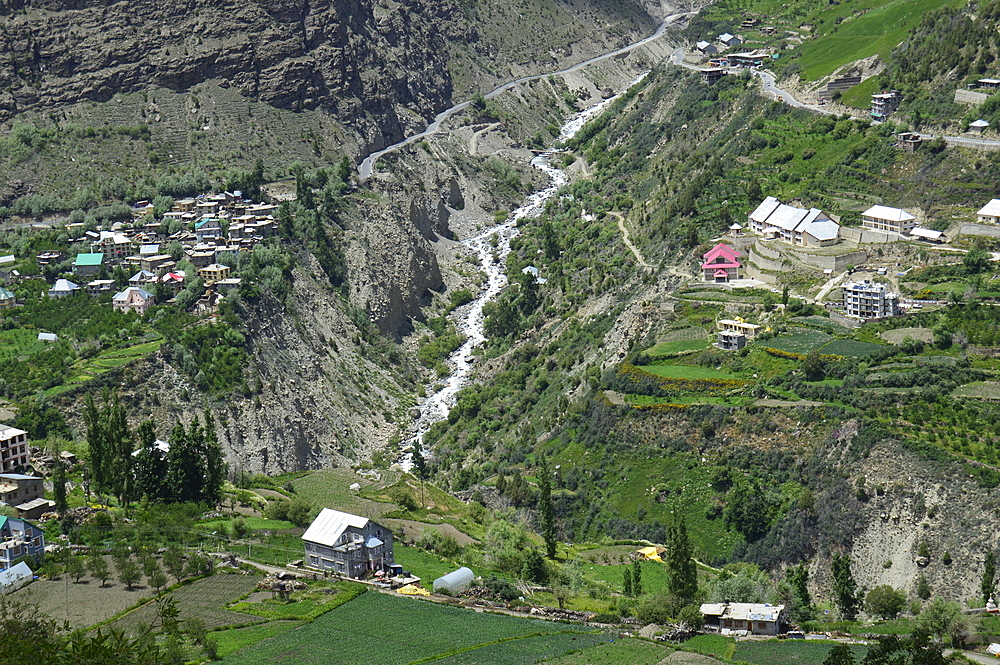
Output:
(758, 622), (767, 630)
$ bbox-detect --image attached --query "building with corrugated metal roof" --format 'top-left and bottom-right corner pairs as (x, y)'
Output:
(302, 508), (394, 579)
(700, 601), (787, 635)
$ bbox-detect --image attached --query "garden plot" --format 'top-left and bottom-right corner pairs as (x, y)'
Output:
(762, 329), (832, 355)
(222, 590), (600, 665)
(111, 574), (262, 635)
(879, 327), (933, 345)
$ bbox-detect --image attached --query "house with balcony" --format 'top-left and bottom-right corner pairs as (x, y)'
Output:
(112, 286), (155, 315)
(0, 516), (45, 570)
(0, 425), (29, 475)
(302, 508), (394, 579)
(843, 280), (900, 320)
(871, 90), (903, 121)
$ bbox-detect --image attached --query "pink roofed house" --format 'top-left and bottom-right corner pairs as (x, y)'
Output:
(702, 243), (741, 283)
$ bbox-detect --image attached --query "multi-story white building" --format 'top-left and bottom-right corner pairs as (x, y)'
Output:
(843, 280), (900, 320)
(861, 205), (917, 235)
(0, 425), (28, 474)
(748, 197), (840, 246)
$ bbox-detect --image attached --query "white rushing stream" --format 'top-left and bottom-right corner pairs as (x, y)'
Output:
(401, 74), (648, 468)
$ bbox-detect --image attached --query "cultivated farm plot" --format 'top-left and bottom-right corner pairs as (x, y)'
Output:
(953, 381), (1000, 400)
(646, 338), (710, 355)
(733, 640), (868, 665)
(11, 566), (145, 628)
(879, 327), (933, 345)
(291, 468), (397, 516)
(110, 574), (262, 635)
(657, 326), (709, 343)
(819, 339), (887, 357)
(762, 329), (832, 355)
(539, 638), (672, 665)
(0, 328), (50, 360)
(635, 364), (737, 380)
(222, 590), (600, 665)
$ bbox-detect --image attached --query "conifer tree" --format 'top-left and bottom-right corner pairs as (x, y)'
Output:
(632, 558), (643, 597)
(983, 551), (997, 604)
(831, 552), (859, 619)
(623, 565), (633, 597)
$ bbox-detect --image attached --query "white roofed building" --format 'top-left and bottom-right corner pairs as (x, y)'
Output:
(747, 197), (840, 246)
(978, 199), (1000, 224)
(302, 508), (394, 579)
(861, 205), (917, 235)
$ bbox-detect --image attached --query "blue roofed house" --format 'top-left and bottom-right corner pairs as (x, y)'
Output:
(0, 515), (45, 571)
(302, 508), (394, 579)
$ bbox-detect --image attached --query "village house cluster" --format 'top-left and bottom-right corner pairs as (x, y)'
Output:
(0, 192), (279, 313)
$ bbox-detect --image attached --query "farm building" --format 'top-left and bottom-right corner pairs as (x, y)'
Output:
(700, 602), (787, 635)
(302, 508), (394, 579)
(747, 197), (840, 246)
(701, 243), (741, 282)
(696, 41), (717, 54)
(433, 567), (475, 595)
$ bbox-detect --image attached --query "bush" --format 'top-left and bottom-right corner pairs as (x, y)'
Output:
(866, 584), (907, 619)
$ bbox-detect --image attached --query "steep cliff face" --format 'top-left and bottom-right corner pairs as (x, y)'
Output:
(0, 0), (457, 149)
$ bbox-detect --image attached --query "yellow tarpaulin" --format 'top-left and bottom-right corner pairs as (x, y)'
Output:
(398, 584), (431, 595)
(636, 546), (662, 562)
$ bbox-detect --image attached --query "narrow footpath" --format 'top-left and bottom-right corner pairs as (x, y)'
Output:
(609, 211), (655, 270)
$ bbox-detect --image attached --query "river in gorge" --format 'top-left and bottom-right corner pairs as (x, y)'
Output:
(400, 73), (648, 468)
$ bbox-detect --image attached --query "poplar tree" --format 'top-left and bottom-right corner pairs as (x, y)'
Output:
(632, 558), (643, 597)
(52, 457), (68, 512)
(538, 453), (556, 558)
(623, 565), (633, 597)
(665, 516), (698, 603)
(983, 552), (997, 604)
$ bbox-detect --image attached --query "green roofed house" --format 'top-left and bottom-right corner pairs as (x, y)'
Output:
(0, 285), (13, 309)
(73, 252), (105, 277)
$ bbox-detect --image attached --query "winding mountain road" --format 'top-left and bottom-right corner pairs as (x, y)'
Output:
(673, 49), (1000, 149)
(359, 12), (694, 180)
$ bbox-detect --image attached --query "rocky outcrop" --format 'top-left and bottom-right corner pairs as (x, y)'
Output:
(0, 0), (459, 149)
(349, 183), (447, 334)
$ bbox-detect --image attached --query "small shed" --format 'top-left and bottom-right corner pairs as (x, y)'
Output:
(433, 567), (474, 595)
(970, 119), (990, 135)
(0, 561), (33, 594)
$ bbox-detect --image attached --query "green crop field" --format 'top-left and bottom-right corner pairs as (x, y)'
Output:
(764, 329), (832, 355)
(646, 338), (710, 355)
(291, 468), (397, 516)
(222, 590), (600, 665)
(634, 364), (737, 380)
(953, 381), (1000, 400)
(795, 0), (961, 80)
(394, 544), (458, 589)
(820, 339), (886, 357)
(682, 634), (735, 659)
(734, 640), (868, 664)
(214, 621), (306, 658)
(0, 328), (50, 360)
(539, 637), (671, 664)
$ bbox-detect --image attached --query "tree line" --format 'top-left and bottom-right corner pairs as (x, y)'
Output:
(85, 391), (225, 507)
